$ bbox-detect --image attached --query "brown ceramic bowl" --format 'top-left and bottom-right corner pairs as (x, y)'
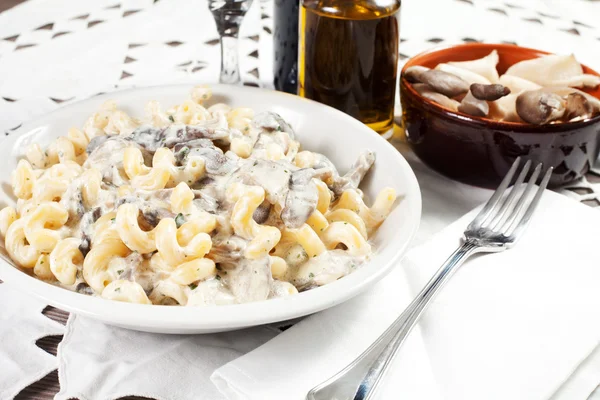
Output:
(399, 43), (600, 188)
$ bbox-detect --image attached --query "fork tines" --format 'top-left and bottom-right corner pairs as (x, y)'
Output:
(467, 158), (553, 238)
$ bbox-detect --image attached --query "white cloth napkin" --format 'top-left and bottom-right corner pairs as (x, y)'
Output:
(211, 264), (442, 400)
(55, 315), (279, 400)
(212, 189), (600, 400)
(0, 283), (65, 399)
(401, 189), (600, 400)
(551, 343), (600, 400)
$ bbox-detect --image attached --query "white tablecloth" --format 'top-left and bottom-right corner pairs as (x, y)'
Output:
(0, 0), (599, 398)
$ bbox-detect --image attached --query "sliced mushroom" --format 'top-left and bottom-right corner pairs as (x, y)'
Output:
(458, 90), (489, 117)
(447, 50), (500, 83)
(488, 93), (522, 122)
(419, 70), (470, 97)
(209, 235), (246, 263)
(435, 63), (491, 85)
(404, 66), (429, 83)
(282, 168), (320, 229)
(470, 83), (511, 101)
(141, 207), (175, 228)
(543, 86), (600, 111)
(516, 89), (566, 125)
(331, 150), (375, 195)
(565, 92), (599, 121)
(192, 191), (219, 214)
(227, 257), (272, 303)
(128, 125), (229, 152)
(76, 282), (94, 295)
(86, 135), (114, 155)
(252, 111), (295, 138)
(163, 126), (230, 147)
(252, 200), (271, 224)
(412, 83), (460, 112)
(188, 145), (238, 176)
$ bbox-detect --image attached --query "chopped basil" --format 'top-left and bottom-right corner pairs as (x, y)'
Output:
(115, 287), (121, 292)
(175, 213), (185, 228)
(215, 275), (221, 280)
(168, 115), (175, 122)
(189, 283), (198, 290)
(117, 269), (124, 275)
(276, 125), (282, 131)
(111, 218), (116, 223)
(309, 272), (315, 278)
(40, 260), (44, 264)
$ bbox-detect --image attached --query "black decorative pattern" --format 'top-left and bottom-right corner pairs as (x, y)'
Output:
(488, 8), (508, 16)
(522, 17), (543, 24)
(35, 23), (54, 31)
(52, 31), (71, 38)
(123, 9), (141, 17)
(562, 27), (582, 35)
(87, 20), (104, 28)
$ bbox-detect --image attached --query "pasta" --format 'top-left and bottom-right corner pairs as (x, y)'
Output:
(0, 85), (398, 306)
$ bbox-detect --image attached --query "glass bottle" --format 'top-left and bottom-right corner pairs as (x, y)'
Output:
(298, 0), (401, 134)
(273, 0), (300, 94)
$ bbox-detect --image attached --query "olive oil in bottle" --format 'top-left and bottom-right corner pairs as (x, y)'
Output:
(298, 0), (401, 134)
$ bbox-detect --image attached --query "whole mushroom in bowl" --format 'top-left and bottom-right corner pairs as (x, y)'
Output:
(399, 43), (600, 188)
(403, 49), (600, 124)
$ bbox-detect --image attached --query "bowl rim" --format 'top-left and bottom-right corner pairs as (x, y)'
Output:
(0, 83), (423, 333)
(400, 42), (600, 132)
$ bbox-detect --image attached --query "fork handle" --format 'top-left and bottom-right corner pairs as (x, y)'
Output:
(307, 240), (481, 400)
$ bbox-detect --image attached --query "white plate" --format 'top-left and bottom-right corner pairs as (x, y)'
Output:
(0, 84), (421, 333)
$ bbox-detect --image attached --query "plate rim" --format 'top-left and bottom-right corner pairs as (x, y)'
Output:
(0, 84), (422, 332)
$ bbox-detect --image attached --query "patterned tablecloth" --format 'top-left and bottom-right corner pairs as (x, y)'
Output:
(0, 0), (599, 398)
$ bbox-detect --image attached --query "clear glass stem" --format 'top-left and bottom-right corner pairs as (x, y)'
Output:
(209, 0), (253, 85)
(219, 35), (241, 84)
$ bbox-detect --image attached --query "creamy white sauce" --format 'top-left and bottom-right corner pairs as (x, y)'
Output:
(41, 104), (380, 305)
